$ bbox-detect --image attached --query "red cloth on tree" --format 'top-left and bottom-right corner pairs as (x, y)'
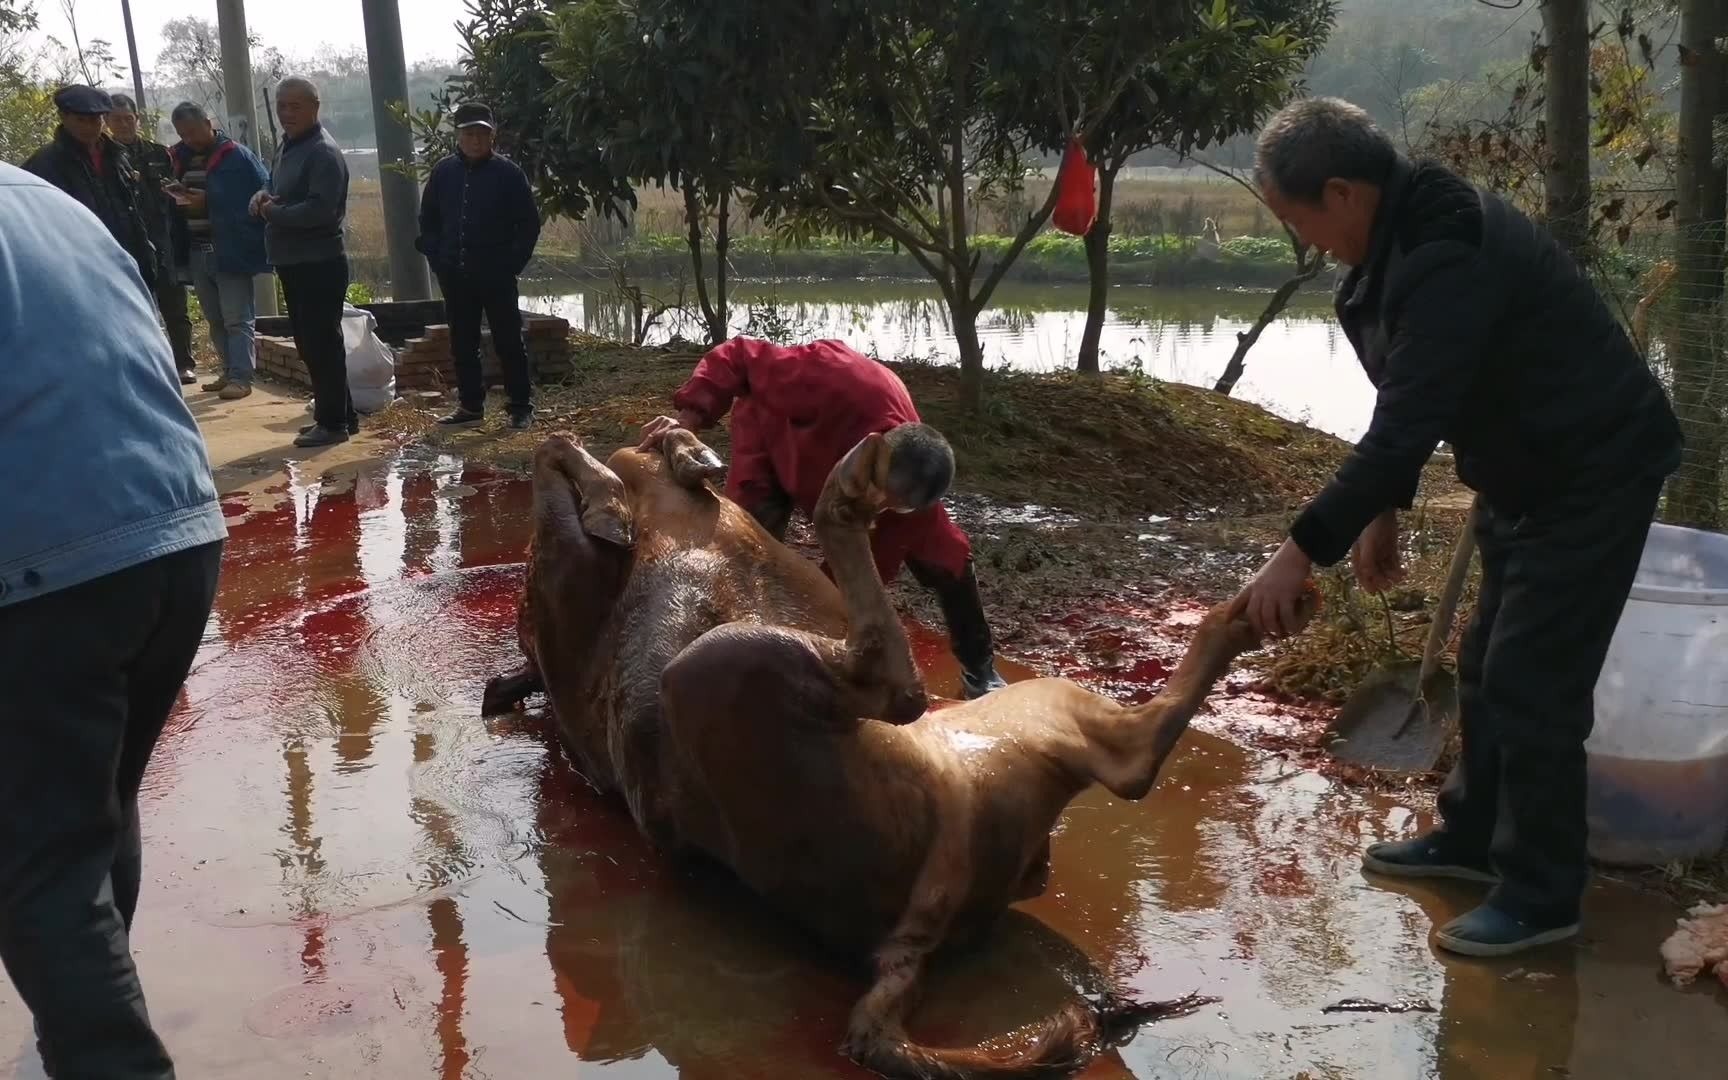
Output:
(671, 337), (973, 582)
(1052, 137), (1097, 236)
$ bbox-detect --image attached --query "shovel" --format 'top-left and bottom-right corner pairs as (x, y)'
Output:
(1324, 497), (1481, 775)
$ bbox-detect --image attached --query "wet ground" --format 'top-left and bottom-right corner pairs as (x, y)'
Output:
(4, 451), (1725, 1079)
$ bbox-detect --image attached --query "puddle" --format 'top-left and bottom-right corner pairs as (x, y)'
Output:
(2, 454), (1723, 1079)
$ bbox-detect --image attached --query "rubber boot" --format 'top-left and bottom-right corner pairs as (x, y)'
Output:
(909, 558), (1007, 699)
(743, 485), (795, 543)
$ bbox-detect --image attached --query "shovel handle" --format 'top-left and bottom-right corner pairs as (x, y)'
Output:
(1416, 496), (1481, 687)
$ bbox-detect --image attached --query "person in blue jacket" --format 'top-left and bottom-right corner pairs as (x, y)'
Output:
(0, 160), (227, 1079)
(165, 101), (272, 400)
(416, 101), (542, 430)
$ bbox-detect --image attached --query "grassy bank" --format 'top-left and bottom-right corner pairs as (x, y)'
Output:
(346, 231), (1306, 293)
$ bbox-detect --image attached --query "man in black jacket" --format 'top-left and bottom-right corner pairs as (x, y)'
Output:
(1236, 97), (1683, 957)
(416, 101), (542, 431)
(23, 85), (159, 294)
(108, 93), (196, 385)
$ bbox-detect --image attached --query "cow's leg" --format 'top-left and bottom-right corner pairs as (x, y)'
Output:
(655, 427), (727, 490)
(486, 434), (634, 713)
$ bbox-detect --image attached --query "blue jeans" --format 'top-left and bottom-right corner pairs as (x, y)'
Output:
(188, 246), (257, 385)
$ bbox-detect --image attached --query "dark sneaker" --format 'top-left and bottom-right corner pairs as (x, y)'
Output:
(960, 661), (1009, 700)
(202, 375), (228, 392)
(179, 368), (197, 385)
(508, 410), (533, 431)
(1434, 903), (1579, 957)
(1362, 836), (1498, 884)
(437, 407), (484, 427)
(300, 418), (360, 436)
(294, 425), (349, 448)
(218, 382), (253, 400)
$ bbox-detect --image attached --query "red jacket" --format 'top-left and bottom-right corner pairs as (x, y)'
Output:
(672, 337), (971, 581)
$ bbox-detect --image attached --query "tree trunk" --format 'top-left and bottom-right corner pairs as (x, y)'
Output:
(1540, 0), (1592, 259)
(682, 185), (720, 344)
(1078, 161), (1119, 376)
(952, 299), (985, 411)
(1215, 243), (1327, 395)
(712, 188), (731, 345)
(1664, 0), (1727, 528)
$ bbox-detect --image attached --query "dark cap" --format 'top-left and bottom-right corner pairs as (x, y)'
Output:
(54, 84), (114, 115)
(452, 102), (494, 130)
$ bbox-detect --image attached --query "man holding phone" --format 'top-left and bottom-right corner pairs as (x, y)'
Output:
(165, 102), (271, 401)
(107, 94), (196, 385)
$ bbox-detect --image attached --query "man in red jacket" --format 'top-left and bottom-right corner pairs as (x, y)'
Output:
(645, 336), (1007, 699)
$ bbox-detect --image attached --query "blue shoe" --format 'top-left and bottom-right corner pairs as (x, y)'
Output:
(1434, 903), (1579, 957)
(1362, 835), (1498, 884)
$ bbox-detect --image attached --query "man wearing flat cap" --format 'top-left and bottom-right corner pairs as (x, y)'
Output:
(415, 101), (542, 431)
(24, 85), (160, 290)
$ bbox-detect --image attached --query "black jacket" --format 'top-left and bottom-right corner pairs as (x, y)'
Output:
(116, 137), (176, 279)
(22, 128), (159, 287)
(1289, 157), (1683, 567)
(415, 150), (540, 280)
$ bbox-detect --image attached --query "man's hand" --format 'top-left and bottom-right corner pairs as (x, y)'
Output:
(1237, 538), (1316, 640)
(183, 189), (207, 212)
(248, 191), (276, 218)
(636, 410), (704, 450)
(1351, 510), (1403, 593)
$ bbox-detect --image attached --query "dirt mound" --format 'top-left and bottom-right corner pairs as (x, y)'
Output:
(439, 336), (1378, 521)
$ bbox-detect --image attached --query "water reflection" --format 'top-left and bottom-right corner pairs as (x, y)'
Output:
(524, 280), (1375, 440)
(11, 455), (1728, 1080)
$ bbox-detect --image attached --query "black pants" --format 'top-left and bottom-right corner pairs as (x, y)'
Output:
(907, 557), (997, 677)
(439, 272), (532, 415)
(153, 280), (193, 373)
(0, 541), (223, 1080)
(279, 257), (354, 432)
(1435, 477), (1662, 923)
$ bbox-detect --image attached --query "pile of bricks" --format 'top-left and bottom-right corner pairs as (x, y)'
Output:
(254, 308), (574, 399)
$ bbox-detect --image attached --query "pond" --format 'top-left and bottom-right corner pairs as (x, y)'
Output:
(522, 279), (1375, 442)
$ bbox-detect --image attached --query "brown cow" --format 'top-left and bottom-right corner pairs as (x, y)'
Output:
(484, 426), (1316, 1079)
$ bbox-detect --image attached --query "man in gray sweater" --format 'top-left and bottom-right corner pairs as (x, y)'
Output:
(251, 76), (353, 448)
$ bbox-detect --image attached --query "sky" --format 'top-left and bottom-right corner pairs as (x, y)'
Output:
(30, 0), (472, 76)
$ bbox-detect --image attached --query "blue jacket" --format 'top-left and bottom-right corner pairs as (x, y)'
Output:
(170, 132), (272, 276)
(415, 151), (540, 280)
(0, 163), (226, 608)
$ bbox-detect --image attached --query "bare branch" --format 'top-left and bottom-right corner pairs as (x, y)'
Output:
(973, 179), (1062, 312)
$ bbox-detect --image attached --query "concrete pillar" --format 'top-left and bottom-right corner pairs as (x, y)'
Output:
(214, 0), (278, 316)
(360, 0), (432, 301)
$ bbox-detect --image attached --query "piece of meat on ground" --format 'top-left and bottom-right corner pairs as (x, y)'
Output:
(1659, 902), (1728, 989)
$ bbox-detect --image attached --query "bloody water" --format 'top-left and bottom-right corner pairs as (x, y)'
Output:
(4, 453), (1725, 1079)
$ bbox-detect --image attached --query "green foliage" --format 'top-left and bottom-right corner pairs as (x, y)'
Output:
(0, 70), (56, 165)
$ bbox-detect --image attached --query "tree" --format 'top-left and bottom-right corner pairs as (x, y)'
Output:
(399, 1), (627, 225)
(1539, 0), (1591, 258)
(156, 16), (231, 105)
(755, 0), (1188, 408)
(1664, 0), (1726, 527)
(1062, 0), (1333, 374)
(539, 0), (821, 345)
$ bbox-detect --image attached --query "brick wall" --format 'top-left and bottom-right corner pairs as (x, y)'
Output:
(254, 310), (574, 398)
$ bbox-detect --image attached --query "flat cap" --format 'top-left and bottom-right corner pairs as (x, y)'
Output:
(452, 102), (494, 130)
(54, 84), (114, 115)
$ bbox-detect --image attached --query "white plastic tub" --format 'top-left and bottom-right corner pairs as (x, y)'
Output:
(1586, 523), (1728, 866)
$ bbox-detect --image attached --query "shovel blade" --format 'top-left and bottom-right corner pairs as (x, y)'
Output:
(1325, 662), (1459, 775)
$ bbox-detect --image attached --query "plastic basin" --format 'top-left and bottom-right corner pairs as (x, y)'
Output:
(1587, 523), (1728, 866)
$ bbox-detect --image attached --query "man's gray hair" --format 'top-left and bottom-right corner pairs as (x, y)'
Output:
(276, 76), (321, 103)
(170, 101), (210, 125)
(1254, 97), (1396, 204)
